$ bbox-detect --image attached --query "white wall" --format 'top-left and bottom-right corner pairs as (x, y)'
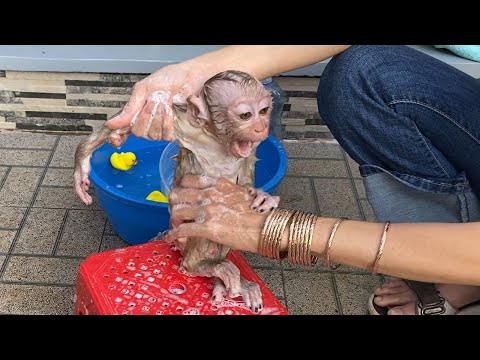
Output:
(0, 45), (478, 77)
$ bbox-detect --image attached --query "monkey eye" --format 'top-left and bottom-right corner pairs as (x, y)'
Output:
(239, 112), (252, 120)
(259, 107), (269, 115)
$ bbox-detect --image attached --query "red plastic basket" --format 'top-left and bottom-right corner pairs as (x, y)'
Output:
(75, 240), (288, 315)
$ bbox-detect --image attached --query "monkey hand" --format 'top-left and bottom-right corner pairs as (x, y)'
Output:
(74, 157), (93, 206)
(104, 62), (215, 141)
(166, 175), (269, 254)
(247, 188), (280, 214)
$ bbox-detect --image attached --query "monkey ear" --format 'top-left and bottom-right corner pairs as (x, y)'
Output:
(186, 95), (209, 127)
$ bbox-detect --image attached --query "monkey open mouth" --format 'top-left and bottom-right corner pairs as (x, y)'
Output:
(231, 139), (255, 158)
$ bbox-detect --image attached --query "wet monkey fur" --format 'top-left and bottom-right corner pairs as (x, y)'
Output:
(73, 70), (280, 311)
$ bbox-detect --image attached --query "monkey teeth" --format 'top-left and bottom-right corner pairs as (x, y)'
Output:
(232, 140), (254, 158)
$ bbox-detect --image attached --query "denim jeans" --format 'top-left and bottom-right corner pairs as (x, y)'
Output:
(317, 45), (480, 225)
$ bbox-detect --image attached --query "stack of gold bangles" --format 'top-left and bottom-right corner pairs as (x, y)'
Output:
(259, 209), (391, 272)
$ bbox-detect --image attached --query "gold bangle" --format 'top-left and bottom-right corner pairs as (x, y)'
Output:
(259, 209), (277, 258)
(325, 217), (347, 270)
(271, 209), (295, 260)
(258, 209), (296, 260)
(304, 213), (319, 265)
(288, 211), (304, 265)
(287, 211), (319, 266)
(373, 221), (390, 274)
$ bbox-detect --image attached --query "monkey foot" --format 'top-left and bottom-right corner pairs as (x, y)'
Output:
(248, 188), (280, 213)
(74, 170), (93, 206)
(212, 277), (263, 313)
(209, 259), (242, 298)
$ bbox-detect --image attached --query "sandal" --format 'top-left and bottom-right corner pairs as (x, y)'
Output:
(367, 280), (480, 315)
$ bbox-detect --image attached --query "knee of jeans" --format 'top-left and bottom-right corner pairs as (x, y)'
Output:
(363, 172), (468, 223)
(317, 45), (390, 131)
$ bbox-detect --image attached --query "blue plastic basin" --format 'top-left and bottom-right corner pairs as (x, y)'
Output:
(90, 135), (288, 245)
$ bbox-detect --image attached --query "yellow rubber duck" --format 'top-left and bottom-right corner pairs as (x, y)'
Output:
(110, 152), (137, 171)
(146, 190), (169, 203)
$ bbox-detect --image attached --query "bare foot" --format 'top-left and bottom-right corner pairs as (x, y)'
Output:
(211, 276), (263, 312)
(373, 278), (480, 315)
(373, 278), (421, 315)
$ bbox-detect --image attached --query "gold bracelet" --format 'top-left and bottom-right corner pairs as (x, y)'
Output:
(288, 211), (303, 265)
(373, 221), (391, 274)
(287, 211), (319, 266)
(258, 209), (296, 260)
(259, 209), (277, 258)
(325, 217), (347, 270)
(304, 213), (319, 265)
(271, 209), (295, 260)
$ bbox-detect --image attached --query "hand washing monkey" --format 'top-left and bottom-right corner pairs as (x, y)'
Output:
(73, 70), (280, 312)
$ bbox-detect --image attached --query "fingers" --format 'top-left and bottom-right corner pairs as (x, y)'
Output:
(179, 174), (218, 189)
(147, 103), (164, 140)
(256, 195), (280, 214)
(251, 191), (266, 210)
(131, 100), (156, 138)
(169, 188), (205, 204)
(161, 104), (176, 141)
(164, 223), (206, 243)
(105, 84), (146, 130)
(169, 204), (201, 227)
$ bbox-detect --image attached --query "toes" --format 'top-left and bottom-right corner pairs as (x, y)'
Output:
(212, 280), (226, 302)
(375, 285), (411, 296)
(383, 277), (406, 287)
(374, 290), (417, 307)
(374, 279), (410, 295)
(387, 302), (418, 315)
(249, 286), (262, 313)
(242, 290), (252, 310)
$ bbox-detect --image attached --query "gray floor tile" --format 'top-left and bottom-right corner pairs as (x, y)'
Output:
(360, 199), (377, 222)
(313, 178), (361, 219)
(104, 221), (117, 235)
(275, 177), (316, 213)
(3, 256), (83, 285)
(0, 149), (50, 166)
(354, 179), (366, 199)
(0, 255), (5, 268)
(283, 141), (343, 159)
(240, 251), (281, 269)
(33, 187), (102, 210)
(42, 168), (74, 187)
(255, 269), (284, 299)
(56, 210), (106, 257)
(50, 135), (87, 168)
(0, 230), (15, 253)
(287, 159), (347, 177)
(14, 208), (66, 255)
(0, 284), (75, 315)
(100, 235), (129, 252)
(346, 154), (361, 178)
(0, 207), (26, 229)
(0, 168), (43, 206)
(0, 166), (7, 185)
(283, 271), (337, 314)
(0, 132), (57, 149)
(334, 273), (382, 315)
(281, 257), (328, 271)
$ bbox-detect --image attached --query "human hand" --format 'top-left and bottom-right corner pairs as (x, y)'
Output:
(164, 175), (270, 253)
(104, 62), (213, 142)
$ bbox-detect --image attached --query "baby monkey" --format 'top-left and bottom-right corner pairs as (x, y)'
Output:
(73, 70), (280, 312)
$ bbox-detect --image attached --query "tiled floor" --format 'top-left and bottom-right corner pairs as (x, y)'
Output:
(0, 129), (381, 315)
